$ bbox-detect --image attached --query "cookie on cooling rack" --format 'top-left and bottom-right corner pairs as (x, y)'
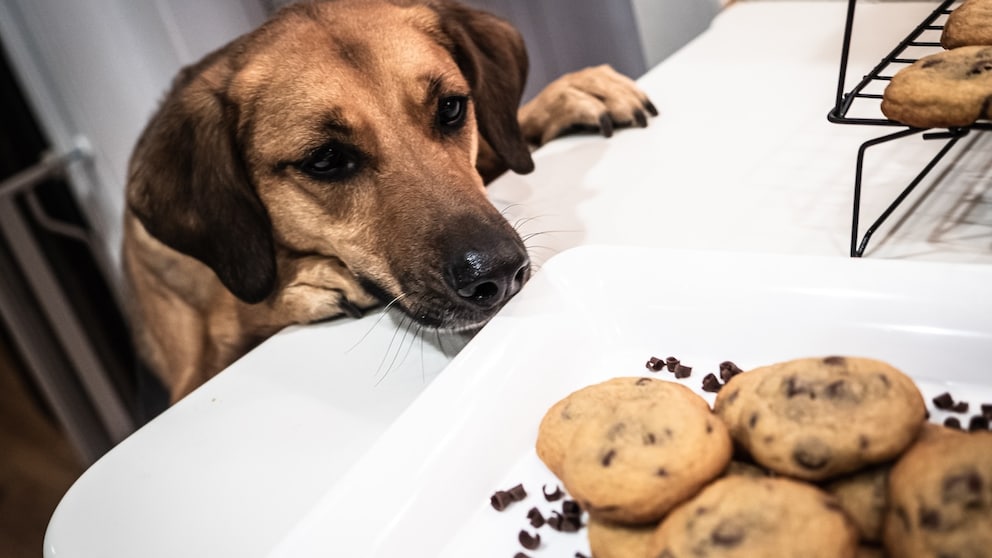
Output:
(942, 0), (992, 49)
(881, 45), (992, 128)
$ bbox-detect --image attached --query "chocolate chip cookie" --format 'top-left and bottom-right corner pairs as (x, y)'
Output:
(647, 475), (859, 558)
(559, 380), (732, 524)
(536, 376), (683, 478)
(883, 424), (992, 558)
(942, 0), (992, 49)
(713, 356), (926, 481)
(586, 516), (656, 558)
(825, 463), (891, 543)
(881, 45), (992, 128)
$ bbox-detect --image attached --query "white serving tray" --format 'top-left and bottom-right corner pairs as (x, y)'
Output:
(269, 245), (992, 557)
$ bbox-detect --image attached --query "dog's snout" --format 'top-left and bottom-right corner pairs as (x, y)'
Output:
(447, 249), (530, 309)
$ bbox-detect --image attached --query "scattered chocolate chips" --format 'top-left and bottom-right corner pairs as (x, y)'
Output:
(719, 361), (743, 382)
(944, 416), (962, 430)
(982, 404), (992, 420)
(933, 392), (955, 410)
(542, 484), (564, 502)
(547, 510), (583, 533)
(969, 415), (990, 432)
(575, 554), (591, 558)
(952, 401), (970, 413)
(702, 373), (722, 393)
(526, 507), (545, 528)
(490, 483), (527, 511)
(646, 356), (665, 371)
(513, 553), (530, 558)
(665, 356), (680, 372)
(508, 484), (527, 501)
(518, 529), (541, 550)
(562, 500), (582, 518)
(490, 490), (514, 511)
(674, 363), (693, 379)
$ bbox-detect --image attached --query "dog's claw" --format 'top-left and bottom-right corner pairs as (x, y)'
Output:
(599, 113), (614, 138)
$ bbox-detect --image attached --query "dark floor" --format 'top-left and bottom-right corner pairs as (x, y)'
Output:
(0, 336), (84, 558)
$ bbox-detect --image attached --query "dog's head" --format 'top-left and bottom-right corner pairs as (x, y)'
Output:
(127, 0), (535, 330)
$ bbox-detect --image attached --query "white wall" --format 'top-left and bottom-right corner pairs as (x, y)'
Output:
(0, 0), (266, 285)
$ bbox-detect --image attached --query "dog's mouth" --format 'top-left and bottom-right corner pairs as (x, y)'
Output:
(359, 249), (531, 331)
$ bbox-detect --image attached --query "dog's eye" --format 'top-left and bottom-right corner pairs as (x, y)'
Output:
(299, 144), (359, 180)
(437, 95), (468, 131)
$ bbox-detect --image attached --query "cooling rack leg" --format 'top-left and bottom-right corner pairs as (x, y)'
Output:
(851, 128), (967, 257)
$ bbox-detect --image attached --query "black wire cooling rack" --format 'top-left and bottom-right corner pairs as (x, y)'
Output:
(827, 0), (991, 257)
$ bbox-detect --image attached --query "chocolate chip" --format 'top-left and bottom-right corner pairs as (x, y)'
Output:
(490, 490), (513, 511)
(526, 507), (544, 528)
(942, 471), (983, 505)
(575, 554), (591, 558)
(719, 361), (743, 382)
(543, 484), (564, 502)
(643, 432), (657, 445)
(793, 438), (832, 470)
(748, 413), (759, 429)
(944, 416), (962, 429)
(508, 484), (527, 501)
(952, 401), (970, 413)
(823, 356), (846, 366)
(970, 415), (990, 431)
(784, 376), (813, 398)
(606, 422), (626, 441)
(982, 404), (992, 420)
(674, 364), (692, 378)
(665, 356), (680, 372)
(602, 449), (617, 467)
(933, 392), (955, 410)
(636, 377), (653, 386)
(562, 499), (582, 519)
(547, 510), (582, 532)
(513, 553), (530, 558)
(656, 467), (669, 477)
(702, 373), (722, 393)
(518, 529), (541, 550)
(646, 356), (665, 371)
(710, 519), (745, 547)
(825, 380), (848, 399)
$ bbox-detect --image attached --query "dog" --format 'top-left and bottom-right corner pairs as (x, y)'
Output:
(122, 0), (656, 404)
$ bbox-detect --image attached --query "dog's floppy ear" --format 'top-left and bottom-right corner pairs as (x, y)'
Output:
(127, 65), (276, 304)
(433, 1), (535, 176)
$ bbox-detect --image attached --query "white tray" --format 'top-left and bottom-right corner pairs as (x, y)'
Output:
(269, 245), (992, 557)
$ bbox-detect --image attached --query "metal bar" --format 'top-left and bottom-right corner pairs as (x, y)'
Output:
(850, 128), (924, 257)
(854, 130), (967, 256)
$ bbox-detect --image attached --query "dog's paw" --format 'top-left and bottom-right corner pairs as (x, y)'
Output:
(272, 256), (378, 323)
(518, 64), (657, 146)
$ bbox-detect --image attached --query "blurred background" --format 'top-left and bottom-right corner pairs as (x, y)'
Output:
(0, 1), (719, 556)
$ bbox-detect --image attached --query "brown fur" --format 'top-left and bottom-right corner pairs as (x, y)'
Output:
(123, 0), (655, 403)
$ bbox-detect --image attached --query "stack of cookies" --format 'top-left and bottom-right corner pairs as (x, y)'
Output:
(535, 356), (992, 558)
(881, 0), (992, 128)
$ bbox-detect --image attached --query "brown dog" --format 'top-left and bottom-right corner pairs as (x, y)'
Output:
(123, 0), (655, 403)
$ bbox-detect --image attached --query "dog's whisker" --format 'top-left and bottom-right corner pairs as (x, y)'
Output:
(346, 292), (410, 354)
(373, 313), (413, 385)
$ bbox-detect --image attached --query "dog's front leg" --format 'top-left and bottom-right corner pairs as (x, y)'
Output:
(518, 64), (658, 147)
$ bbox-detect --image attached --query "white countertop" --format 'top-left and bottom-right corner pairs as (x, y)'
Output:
(46, 2), (992, 557)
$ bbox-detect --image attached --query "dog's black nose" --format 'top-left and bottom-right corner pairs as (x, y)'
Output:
(447, 249), (530, 309)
